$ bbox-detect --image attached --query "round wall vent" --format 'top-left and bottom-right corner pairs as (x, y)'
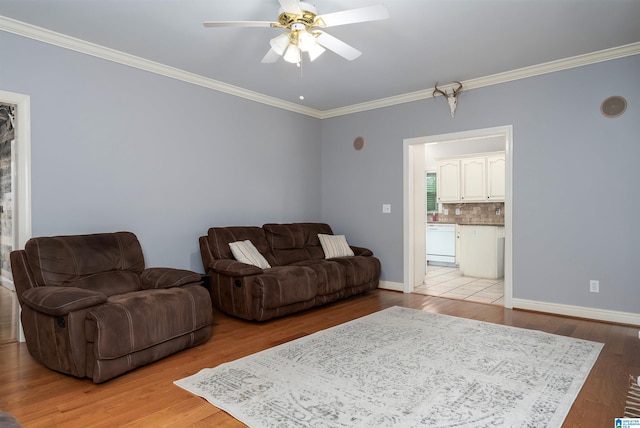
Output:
(353, 136), (365, 151)
(600, 96), (627, 118)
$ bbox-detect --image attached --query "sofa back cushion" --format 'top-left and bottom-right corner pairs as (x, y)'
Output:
(206, 226), (275, 264)
(25, 232), (145, 287)
(263, 223), (333, 265)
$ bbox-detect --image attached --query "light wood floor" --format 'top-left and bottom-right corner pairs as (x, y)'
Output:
(1, 289), (638, 427)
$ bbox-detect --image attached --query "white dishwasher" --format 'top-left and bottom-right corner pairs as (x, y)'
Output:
(426, 223), (456, 266)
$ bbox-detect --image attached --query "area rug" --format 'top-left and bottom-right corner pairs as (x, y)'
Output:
(175, 306), (603, 427)
(624, 376), (640, 417)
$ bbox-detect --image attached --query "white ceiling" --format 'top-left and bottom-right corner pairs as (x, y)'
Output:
(1, 0), (639, 112)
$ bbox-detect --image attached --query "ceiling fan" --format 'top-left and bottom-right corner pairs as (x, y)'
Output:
(203, 0), (389, 64)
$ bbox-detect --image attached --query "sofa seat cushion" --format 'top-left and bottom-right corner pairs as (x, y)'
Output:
(85, 285), (212, 360)
(62, 271), (141, 296)
(290, 260), (345, 296)
(328, 256), (381, 288)
(254, 266), (317, 309)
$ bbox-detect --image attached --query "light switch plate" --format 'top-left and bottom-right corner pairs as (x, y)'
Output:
(382, 204), (391, 214)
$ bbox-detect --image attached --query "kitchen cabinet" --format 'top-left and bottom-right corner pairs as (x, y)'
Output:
(436, 152), (505, 203)
(461, 157), (486, 201)
(487, 155), (506, 200)
(436, 159), (460, 202)
(459, 225), (504, 279)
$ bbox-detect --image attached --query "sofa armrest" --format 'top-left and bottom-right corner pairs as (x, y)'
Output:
(140, 268), (202, 289)
(350, 246), (373, 257)
(21, 286), (107, 316)
(208, 259), (263, 276)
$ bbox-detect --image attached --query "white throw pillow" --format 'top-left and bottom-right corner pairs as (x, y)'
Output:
(229, 240), (271, 269)
(318, 234), (355, 259)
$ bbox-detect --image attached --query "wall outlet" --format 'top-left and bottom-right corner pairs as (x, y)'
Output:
(589, 280), (599, 293)
(382, 204), (391, 214)
(455, 208), (461, 215)
(444, 209), (449, 215)
(496, 208), (501, 216)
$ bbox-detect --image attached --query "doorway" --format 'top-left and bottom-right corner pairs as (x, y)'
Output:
(403, 126), (513, 308)
(0, 103), (16, 344)
(0, 90), (32, 343)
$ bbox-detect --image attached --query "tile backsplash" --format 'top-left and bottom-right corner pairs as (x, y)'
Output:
(431, 202), (504, 225)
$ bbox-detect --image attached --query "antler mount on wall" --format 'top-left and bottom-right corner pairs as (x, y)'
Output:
(433, 81), (463, 118)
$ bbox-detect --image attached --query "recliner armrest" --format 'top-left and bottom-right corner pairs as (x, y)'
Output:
(140, 268), (202, 289)
(208, 259), (263, 276)
(350, 246), (374, 257)
(21, 286), (107, 316)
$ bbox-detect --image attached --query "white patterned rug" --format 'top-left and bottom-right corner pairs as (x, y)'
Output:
(175, 306), (603, 427)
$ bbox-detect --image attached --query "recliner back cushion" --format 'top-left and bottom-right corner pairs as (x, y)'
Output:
(263, 223), (333, 265)
(206, 227), (274, 264)
(25, 232), (145, 287)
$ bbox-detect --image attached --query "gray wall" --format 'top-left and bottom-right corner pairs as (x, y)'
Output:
(2, 28), (639, 314)
(321, 54), (640, 313)
(1, 31), (322, 271)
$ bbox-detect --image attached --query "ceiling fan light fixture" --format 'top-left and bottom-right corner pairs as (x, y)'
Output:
(270, 33), (291, 56)
(283, 43), (301, 63)
(297, 29), (316, 52)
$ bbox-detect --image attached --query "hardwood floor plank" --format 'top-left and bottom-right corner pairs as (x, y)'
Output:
(0, 289), (638, 427)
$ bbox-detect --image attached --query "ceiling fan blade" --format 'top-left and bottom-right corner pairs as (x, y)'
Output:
(315, 5), (389, 28)
(203, 21), (274, 28)
(277, 0), (302, 15)
(316, 31), (362, 61)
(261, 48), (281, 63)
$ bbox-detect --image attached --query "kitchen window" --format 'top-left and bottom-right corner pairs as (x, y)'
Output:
(426, 172), (437, 213)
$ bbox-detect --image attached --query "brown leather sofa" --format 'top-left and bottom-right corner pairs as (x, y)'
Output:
(10, 232), (213, 383)
(199, 222), (381, 321)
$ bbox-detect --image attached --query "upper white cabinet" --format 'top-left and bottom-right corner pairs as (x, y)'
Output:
(461, 157), (486, 202)
(437, 152), (505, 203)
(436, 159), (460, 202)
(486, 155), (506, 200)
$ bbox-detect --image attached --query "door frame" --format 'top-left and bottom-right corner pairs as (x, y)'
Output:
(0, 90), (32, 342)
(403, 125), (513, 308)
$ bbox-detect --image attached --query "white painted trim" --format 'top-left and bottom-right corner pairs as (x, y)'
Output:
(0, 90), (32, 343)
(513, 298), (640, 327)
(1, 15), (639, 119)
(319, 42), (640, 119)
(0, 16), (322, 119)
(378, 281), (404, 292)
(403, 126), (513, 309)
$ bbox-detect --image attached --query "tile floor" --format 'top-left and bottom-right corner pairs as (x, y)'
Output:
(414, 264), (504, 306)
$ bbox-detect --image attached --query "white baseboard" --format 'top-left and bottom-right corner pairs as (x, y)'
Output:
(378, 281), (404, 292)
(513, 298), (640, 326)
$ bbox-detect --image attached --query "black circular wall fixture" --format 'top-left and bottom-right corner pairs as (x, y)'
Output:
(353, 136), (365, 151)
(600, 96), (627, 118)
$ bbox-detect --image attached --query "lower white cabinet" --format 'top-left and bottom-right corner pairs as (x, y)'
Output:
(459, 225), (504, 279)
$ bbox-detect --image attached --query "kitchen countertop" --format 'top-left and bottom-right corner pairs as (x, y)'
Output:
(428, 221), (504, 226)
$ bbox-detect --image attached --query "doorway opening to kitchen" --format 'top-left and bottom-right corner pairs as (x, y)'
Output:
(402, 126), (512, 308)
(0, 90), (32, 344)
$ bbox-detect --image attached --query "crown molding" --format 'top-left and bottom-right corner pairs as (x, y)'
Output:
(2, 15), (639, 120)
(0, 16), (323, 119)
(319, 41), (640, 119)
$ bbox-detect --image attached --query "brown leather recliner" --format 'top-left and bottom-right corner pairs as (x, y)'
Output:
(10, 231), (213, 383)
